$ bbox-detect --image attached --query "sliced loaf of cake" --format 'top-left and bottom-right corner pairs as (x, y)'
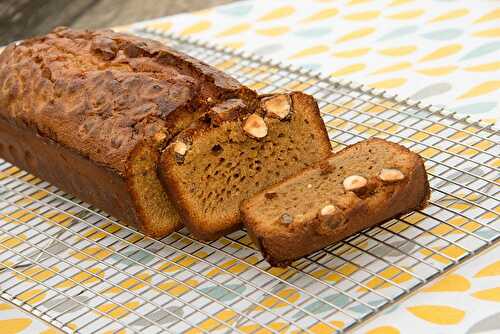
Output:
(241, 138), (430, 267)
(159, 92), (332, 240)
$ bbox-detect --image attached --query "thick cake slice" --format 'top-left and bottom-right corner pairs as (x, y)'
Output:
(241, 138), (430, 267)
(159, 92), (332, 240)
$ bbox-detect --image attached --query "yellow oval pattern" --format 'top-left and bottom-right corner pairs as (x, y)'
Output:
(475, 260), (500, 277)
(289, 45), (329, 59)
(348, 0), (371, 5)
(366, 326), (400, 334)
(310, 263), (358, 283)
(344, 10), (380, 21)
(473, 27), (500, 38)
(0, 234), (27, 248)
(150, 21), (172, 31)
(430, 8), (469, 23)
(258, 288), (300, 309)
(71, 246), (112, 261)
(423, 274), (470, 292)
(96, 301), (140, 319)
(372, 62), (412, 74)
(333, 47), (371, 58)
(256, 26), (290, 36)
(475, 8), (500, 23)
(180, 21), (212, 36)
(387, 9), (425, 20)
(158, 279), (199, 297)
(217, 23), (252, 37)
(17, 289), (46, 305)
(370, 78), (407, 89)
(0, 319), (32, 334)
(302, 8), (339, 22)
(223, 41), (245, 50)
(407, 305), (465, 324)
(458, 80), (500, 99)
(105, 272), (152, 294)
(472, 287), (500, 302)
(1, 210), (37, 225)
(259, 6), (295, 21)
(419, 44), (462, 62)
(15, 266), (58, 283)
(360, 266), (413, 291)
(56, 267), (104, 289)
(464, 61), (500, 72)
(336, 27), (375, 43)
(388, 0), (413, 6)
(331, 63), (366, 77)
(308, 322), (340, 333)
(0, 303), (12, 311)
(417, 65), (458, 76)
(379, 45), (417, 57)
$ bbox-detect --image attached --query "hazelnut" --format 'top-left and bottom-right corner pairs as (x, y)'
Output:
(280, 213), (293, 225)
(153, 132), (167, 144)
(243, 114), (268, 139)
(343, 175), (367, 192)
(173, 141), (189, 164)
(262, 94), (291, 120)
(174, 141), (188, 155)
(320, 204), (337, 216)
(317, 204), (346, 235)
(378, 168), (405, 182)
(209, 99), (245, 125)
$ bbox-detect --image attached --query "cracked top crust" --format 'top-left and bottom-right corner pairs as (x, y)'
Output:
(0, 27), (255, 175)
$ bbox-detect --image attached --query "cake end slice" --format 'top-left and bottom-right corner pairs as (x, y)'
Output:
(241, 138), (430, 267)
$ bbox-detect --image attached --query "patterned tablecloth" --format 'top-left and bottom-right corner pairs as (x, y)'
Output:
(1, 0), (499, 333)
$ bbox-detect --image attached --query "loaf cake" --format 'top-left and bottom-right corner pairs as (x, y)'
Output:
(159, 92), (332, 240)
(0, 27), (257, 237)
(241, 138), (430, 267)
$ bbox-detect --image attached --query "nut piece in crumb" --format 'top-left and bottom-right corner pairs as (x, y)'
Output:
(320, 204), (337, 216)
(343, 175), (368, 193)
(264, 192), (277, 200)
(209, 99), (246, 126)
(153, 132), (167, 148)
(243, 114), (268, 139)
(153, 132), (166, 143)
(279, 213), (293, 226)
(173, 141), (189, 164)
(262, 94), (291, 120)
(378, 168), (405, 182)
(317, 204), (346, 234)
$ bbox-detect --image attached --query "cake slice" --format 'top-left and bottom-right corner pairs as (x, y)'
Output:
(240, 138), (430, 267)
(159, 92), (332, 240)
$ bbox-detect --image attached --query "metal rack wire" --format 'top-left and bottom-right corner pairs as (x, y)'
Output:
(0, 28), (498, 333)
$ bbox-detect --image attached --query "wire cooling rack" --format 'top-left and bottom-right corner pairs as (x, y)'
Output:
(0, 28), (498, 334)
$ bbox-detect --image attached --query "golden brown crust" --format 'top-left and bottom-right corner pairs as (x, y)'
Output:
(0, 27), (255, 175)
(0, 118), (141, 227)
(0, 27), (256, 236)
(241, 138), (430, 267)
